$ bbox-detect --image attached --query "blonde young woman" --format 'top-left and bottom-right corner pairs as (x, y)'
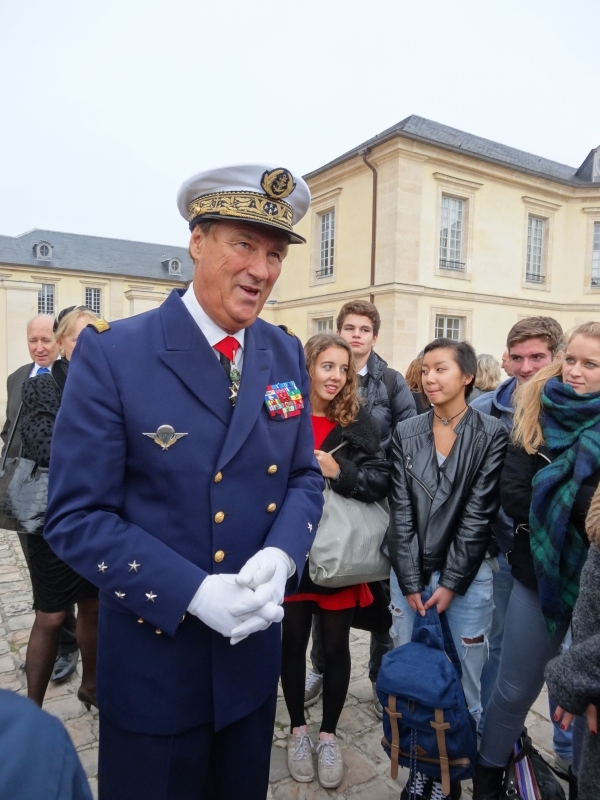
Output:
(20, 307), (101, 708)
(475, 322), (600, 799)
(281, 333), (390, 789)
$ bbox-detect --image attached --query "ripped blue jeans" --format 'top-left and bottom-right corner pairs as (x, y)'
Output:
(389, 559), (495, 725)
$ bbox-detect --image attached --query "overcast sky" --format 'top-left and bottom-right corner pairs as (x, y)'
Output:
(1, 0), (599, 246)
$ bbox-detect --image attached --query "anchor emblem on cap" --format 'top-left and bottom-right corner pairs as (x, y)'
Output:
(143, 425), (188, 450)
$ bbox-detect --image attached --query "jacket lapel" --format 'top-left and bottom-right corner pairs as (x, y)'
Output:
(157, 290), (232, 426)
(217, 325), (272, 470)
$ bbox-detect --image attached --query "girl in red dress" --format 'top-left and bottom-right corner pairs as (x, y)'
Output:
(281, 333), (390, 789)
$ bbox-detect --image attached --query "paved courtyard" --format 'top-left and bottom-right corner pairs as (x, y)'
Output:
(0, 526), (564, 799)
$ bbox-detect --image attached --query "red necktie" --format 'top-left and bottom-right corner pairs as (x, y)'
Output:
(213, 336), (240, 363)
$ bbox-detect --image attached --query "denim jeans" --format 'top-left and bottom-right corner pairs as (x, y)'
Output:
(480, 553), (514, 728)
(478, 580), (571, 769)
(548, 626), (574, 759)
(389, 559), (495, 725)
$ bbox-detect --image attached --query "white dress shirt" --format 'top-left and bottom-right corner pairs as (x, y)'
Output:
(29, 362), (51, 377)
(182, 286), (245, 373)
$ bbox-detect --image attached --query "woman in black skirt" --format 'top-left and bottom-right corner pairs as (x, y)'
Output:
(21, 307), (100, 708)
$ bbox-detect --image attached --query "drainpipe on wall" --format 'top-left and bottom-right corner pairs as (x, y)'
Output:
(359, 148), (377, 304)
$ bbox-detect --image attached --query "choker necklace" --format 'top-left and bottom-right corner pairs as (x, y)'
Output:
(433, 406), (467, 426)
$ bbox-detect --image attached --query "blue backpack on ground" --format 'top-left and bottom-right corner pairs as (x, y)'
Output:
(376, 605), (477, 796)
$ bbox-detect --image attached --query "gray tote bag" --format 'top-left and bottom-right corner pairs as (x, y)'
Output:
(309, 442), (391, 588)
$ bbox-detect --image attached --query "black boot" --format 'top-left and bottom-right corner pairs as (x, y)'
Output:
(472, 762), (504, 800)
(449, 781), (462, 799)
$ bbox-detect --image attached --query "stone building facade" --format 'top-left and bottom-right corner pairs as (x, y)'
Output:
(261, 116), (600, 370)
(0, 229), (192, 416)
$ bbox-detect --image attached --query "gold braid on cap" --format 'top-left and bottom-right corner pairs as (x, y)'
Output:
(188, 168), (298, 234)
(188, 191), (294, 234)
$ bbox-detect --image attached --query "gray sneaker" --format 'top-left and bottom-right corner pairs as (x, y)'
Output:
(287, 731), (314, 783)
(304, 670), (323, 707)
(372, 681), (383, 719)
(316, 738), (344, 788)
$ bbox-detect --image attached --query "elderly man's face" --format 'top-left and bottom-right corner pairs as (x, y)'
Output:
(27, 316), (59, 367)
(190, 221), (288, 332)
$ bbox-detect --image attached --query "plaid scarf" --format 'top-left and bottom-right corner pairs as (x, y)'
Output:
(529, 377), (600, 634)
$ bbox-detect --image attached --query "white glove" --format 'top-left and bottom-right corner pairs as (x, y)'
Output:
(233, 547), (295, 614)
(188, 574), (283, 645)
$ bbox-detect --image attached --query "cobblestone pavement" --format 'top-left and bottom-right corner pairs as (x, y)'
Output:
(0, 527), (564, 800)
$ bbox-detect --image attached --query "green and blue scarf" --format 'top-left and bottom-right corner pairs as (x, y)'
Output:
(530, 377), (600, 635)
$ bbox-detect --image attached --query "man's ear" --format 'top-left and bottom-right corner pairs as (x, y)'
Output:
(189, 225), (205, 262)
(372, 334), (378, 346)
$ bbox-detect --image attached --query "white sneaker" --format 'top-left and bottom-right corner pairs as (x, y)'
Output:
(304, 670), (323, 707)
(316, 737), (344, 788)
(287, 730), (314, 783)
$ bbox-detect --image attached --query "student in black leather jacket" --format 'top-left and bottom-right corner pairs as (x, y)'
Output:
(388, 338), (508, 800)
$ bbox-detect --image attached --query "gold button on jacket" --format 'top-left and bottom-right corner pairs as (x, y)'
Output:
(214, 472), (223, 483)
(214, 511), (225, 524)
(214, 550), (225, 563)
(266, 503), (277, 513)
(267, 465), (278, 475)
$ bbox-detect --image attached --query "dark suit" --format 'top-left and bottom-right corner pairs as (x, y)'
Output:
(0, 689), (92, 799)
(1, 362), (32, 457)
(1, 360), (78, 659)
(45, 289), (323, 798)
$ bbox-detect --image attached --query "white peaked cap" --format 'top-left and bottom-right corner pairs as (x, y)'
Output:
(177, 163), (311, 244)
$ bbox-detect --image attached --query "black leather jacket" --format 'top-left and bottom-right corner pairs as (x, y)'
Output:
(389, 407), (509, 596)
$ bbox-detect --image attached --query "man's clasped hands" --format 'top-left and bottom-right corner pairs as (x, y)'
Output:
(187, 547), (294, 645)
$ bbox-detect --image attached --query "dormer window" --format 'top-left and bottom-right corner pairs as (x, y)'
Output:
(34, 241), (53, 261)
(162, 257), (182, 276)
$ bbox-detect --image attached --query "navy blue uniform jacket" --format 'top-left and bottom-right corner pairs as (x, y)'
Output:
(44, 289), (324, 736)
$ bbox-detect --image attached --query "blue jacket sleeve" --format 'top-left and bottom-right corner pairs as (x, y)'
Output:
(44, 330), (207, 637)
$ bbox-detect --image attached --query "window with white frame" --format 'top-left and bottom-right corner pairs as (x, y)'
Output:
(38, 284), (54, 315)
(526, 216), (545, 284)
(439, 196), (464, 271)
(317, 210), (335, 277)
(592, 222), (600, 287)
(314, 317), (334, 333)
(85, 287), (102, 314)
(435, 315), (462, 341)
(34, 242), (53, 261)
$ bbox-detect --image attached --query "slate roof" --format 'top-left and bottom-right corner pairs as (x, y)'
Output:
(305, 115), (598, 186)
(0, 229), (193, 282)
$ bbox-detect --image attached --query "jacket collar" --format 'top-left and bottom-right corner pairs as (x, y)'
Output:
(367, 350), (387, 380)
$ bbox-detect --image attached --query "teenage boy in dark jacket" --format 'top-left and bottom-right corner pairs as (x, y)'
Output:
(305, 300), (416, 716)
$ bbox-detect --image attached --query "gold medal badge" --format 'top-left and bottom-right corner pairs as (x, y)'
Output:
(261, 168), (296, 200)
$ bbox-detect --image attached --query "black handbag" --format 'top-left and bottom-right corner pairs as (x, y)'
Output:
(503, 730), (567, 800)
(0, 403), (49, 535)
